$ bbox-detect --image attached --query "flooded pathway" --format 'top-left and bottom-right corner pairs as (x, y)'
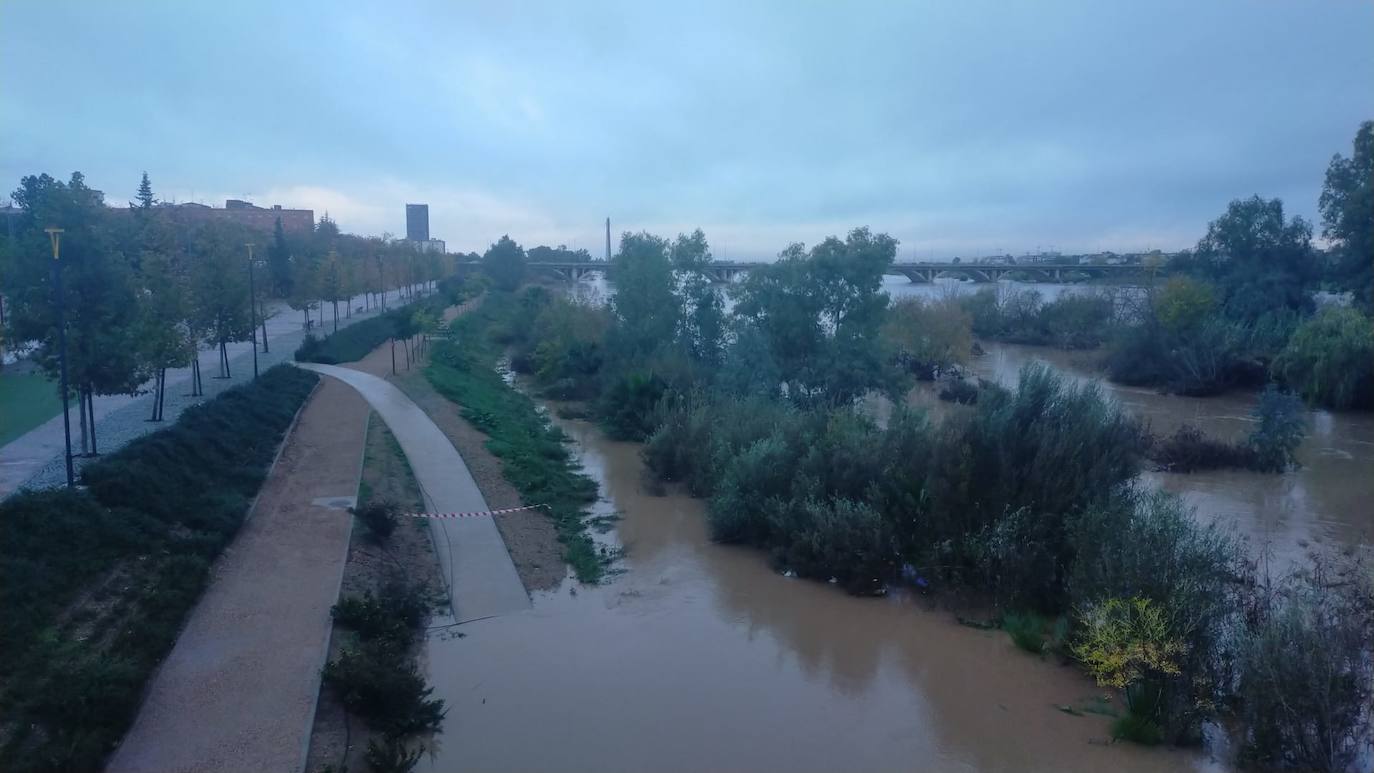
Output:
(420, 410), (1220, 772)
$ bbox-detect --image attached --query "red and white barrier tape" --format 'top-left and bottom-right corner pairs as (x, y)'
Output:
(399, 504), (549, 519)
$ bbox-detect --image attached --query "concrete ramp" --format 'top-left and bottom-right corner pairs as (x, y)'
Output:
(297, 363), (530, 621)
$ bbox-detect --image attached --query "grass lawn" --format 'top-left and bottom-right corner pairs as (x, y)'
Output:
(0, 370), (63, 446)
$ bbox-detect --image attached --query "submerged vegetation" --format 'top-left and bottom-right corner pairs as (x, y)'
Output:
(0, 365), (319, 772)
(470, 206), (1372, 764)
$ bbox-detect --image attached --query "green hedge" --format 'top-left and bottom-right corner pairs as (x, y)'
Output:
(294, 309), (404, 364)
(0, 364), (319, 771)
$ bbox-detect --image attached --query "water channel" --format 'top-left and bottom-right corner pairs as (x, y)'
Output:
(418, 275), (1371, 772)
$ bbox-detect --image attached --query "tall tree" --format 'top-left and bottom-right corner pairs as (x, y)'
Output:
(135, 171), (155, 210)
(734, 227), (896, 404)
(268, 216), (293, 297)
(1319, 121), (1373, 309)
(6, 172), (145, 453)
(608, 232), (679, 361)
(670, 229), (725, 365)
(1185, 196), (1314, 320)
(482, 234), (526, 291)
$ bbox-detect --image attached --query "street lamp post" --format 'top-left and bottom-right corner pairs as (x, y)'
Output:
(246, 243), (259, 379)
(46, 227), (74, 488)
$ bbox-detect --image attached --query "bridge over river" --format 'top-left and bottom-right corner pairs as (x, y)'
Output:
(517, 260), (1156, 283)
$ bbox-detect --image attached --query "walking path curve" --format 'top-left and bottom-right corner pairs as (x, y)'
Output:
(297, 362), (530, 622)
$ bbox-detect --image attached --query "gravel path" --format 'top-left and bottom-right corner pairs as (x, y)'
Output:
(105, 376), (369, 773)
(8, 287), (426, 494)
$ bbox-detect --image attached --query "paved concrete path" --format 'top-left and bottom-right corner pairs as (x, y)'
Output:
(0, 286), (421, 498)
(106, 378), (368, 773)
(298, 362), (531, 622)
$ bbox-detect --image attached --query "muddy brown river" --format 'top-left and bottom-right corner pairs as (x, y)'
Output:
(418, 280), (1371, 772)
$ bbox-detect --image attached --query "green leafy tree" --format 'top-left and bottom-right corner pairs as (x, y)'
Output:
(187, 222), (253, 379)
(482, 234), (526, 291)
(734, 227), (896, 403)
(136, 250), (195, 420)
(670, 229), (725, 365)
(881, 297), (972, 380)
(5, 173), (145, 452)
(1319, 121), (1373, 309)
(1183, 196), (1314, 320)
(608, 232), (679, 361)
(1272, 306), (1374, 410)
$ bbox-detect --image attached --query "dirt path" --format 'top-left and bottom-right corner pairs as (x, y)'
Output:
(347, 311), (567, 592)
(106, 377), (369, 773)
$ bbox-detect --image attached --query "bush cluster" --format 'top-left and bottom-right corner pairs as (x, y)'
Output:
(960, 288), (1115, 349)
(0, 365), (319, 771)
(323, 580), (444, 768)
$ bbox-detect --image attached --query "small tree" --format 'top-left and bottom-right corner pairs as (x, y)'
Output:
(187, 222), (253, 379)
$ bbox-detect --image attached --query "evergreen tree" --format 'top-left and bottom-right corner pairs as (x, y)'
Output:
(135, 171), (155, 210)
(268, 216), (293, 297)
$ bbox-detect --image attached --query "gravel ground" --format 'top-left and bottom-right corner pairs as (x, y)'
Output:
(105, 376), (370, 773)
(17, 287), (427, 492)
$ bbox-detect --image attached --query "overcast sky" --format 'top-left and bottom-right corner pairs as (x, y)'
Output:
(2, 1), (1371, 260)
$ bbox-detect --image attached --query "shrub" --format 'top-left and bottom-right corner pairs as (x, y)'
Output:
(1068, 490), (1243, 743)
(1150, 423), (1255, 472)
(322, 643), (445, 739)
(1073, 596), (1184, 746)
(1245, 386), (1306, 472)
(1002, 612), (1047, 654)
(294, 296), (455, 365)
(1237, 558), (1373, 771)
(598, 371), (667, 441)
(332, 581), (431, 647)
(0, 365), (319, 771)
(1272, 305), (1374, 409)
(766, 498), (895, 595)
(881, 297), (973, 379)
(937, 379), (979, 404)
(353, 500), (399, 544)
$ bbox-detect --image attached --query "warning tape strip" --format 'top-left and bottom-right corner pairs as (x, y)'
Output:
(399, 504), (549, 519)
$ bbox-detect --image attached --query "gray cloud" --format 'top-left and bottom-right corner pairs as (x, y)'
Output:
(2, 0), (1370, 258)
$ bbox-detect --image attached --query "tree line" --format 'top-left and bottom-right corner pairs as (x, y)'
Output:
(0, 172), (451, 451)
(467, 193), (1369, 767)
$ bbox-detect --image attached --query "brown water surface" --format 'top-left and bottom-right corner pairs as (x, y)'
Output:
(970, 342), (1374, 566)
(420, 410), (1222, 772)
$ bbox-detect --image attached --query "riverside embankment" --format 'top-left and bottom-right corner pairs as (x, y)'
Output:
(416, 391), (1220, 773)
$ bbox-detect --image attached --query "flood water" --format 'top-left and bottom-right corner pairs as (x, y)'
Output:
(967, 342), (1374, 568)
(417, 275), (1371, 772)
(420, 412), (1223, 772)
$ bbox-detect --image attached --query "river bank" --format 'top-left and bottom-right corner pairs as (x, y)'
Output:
(417, 397), (1219, 772)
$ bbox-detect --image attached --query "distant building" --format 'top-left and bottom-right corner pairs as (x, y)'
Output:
(406, 204), (429, 242)
(165, 199), (314, 235)
(413, 238), (446, 254)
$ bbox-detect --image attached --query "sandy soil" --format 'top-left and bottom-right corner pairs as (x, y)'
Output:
(346, 307), (567, 592)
